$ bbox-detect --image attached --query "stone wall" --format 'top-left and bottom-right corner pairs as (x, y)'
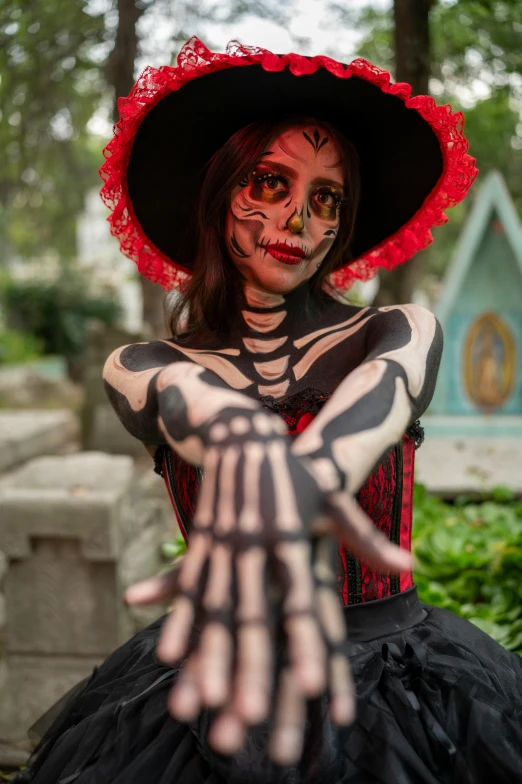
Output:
(0, 410), (79, 474)
(0, 549), (7, 696)
(0, 451), (174, 745)
(81, 323), (145, 456)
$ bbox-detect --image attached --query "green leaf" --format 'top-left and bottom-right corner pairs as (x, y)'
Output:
(412, 483), (522, 655)
(162, 535), (187, 561)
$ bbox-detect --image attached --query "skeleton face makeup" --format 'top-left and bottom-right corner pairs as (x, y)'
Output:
(226, 125), (344, 294)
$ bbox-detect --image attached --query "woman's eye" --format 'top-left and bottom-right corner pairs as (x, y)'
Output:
(255, 173), (287, 191)
(314, 190), (337, 207)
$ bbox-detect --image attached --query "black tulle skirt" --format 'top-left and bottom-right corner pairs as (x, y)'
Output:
(15, 588), (522, 784)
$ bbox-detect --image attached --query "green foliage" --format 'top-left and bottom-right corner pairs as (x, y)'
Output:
(162, 534), (187, 561)
(412, 483), (522, 653)
(432, 0), (522, 84)
(0, 326), (43, 364)
(0, 270), (121, 359)
(342, 1), (522, 82)
(0, 0), (108, 260)
(333, 1), (522, 277)
(338, 4), (394, 69)
(0, 0), (292, 266)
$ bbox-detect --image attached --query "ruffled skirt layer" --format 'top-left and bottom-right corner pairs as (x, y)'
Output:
(16, 588), (522, 784)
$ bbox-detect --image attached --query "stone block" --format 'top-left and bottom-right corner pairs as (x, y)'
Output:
(0, 740), (31, 769)
(0, 453), (135, 561)
(85, 401), (147, 456)
(0, 593), (5, 635)
(0, 363), (82, 412)
(6, 538), (132, 655)
(0, 453), (152, 657)
(0, 653), (100, 742)
(415, 436), (522, 498)
(0, 451), (174, 743)
(0, 410), (79, 473)
(120, 520), (171, 633)
(81, 323), (145, 456)
(0, 550), (7, 582)
(0, 550), (6, 646)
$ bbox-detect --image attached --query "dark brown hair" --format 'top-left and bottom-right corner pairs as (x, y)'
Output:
(168, 116), (360, 340)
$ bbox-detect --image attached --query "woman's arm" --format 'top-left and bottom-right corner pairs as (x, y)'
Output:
(103, 341), (273, 454)
(104, 341), (355, 753)
(109, 340), (409, 762)
(293, 304), (442, 494)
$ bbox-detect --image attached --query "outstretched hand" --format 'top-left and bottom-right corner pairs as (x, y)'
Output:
(145, 419), (336, 705)
(125, 428), (411, 764)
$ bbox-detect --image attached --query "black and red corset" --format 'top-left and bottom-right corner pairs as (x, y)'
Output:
(154, 390), (421, 607)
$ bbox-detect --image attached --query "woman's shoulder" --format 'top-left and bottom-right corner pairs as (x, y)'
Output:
(321, 287), (376, 322)
(103, 338), (187, 380)
(322, 292), (437, 326)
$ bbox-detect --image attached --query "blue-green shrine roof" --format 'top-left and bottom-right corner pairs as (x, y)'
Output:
(426, 170), (522, 436)
(436, 170), (522, 327)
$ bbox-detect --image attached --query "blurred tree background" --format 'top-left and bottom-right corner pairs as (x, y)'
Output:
(331, 0), (522, 301)
(0, 0), (289, 344)
(0, 0), (105, 261)
(1, 0), (522, 345)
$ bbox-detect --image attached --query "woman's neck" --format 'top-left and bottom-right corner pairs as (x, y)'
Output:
(233, 281), (314, 339)
(242, 283), (286, 310)
(178, 280), (321, 349)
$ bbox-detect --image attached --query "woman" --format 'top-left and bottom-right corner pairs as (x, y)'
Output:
(18, 37), (522, 784)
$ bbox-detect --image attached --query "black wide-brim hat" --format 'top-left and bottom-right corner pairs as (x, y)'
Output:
(100, 37), (477, 292)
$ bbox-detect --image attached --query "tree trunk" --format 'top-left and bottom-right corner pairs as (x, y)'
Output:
(108, 0), (143, 120)
(376, 0), (435, 306)
(394, 0), (433, 94)
(107, 0), (166, 337)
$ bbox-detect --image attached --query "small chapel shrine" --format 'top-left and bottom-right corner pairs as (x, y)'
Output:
(426, 170), (522, 437)
(417, 171), (522, 496)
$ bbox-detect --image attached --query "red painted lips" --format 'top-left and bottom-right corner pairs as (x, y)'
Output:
(265, 243), (306, 265)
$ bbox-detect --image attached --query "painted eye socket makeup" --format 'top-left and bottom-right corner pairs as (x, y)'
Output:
(241, 166), (344, 220)
(250, 172), (289, 202)
(256, 173), (286, 189)
(311, 188), (342, 220)
(313, 189), (339, 208)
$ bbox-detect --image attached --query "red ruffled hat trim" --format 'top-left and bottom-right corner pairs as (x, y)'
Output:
(99, 37), (478, 292)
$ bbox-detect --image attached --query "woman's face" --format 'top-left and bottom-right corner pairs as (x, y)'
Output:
(225, 124), (344, 294)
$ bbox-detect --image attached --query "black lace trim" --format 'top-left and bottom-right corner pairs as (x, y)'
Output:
(153, 445), (165, 477)
(259, 387), (329, 418)
(406, 419), (424, 450)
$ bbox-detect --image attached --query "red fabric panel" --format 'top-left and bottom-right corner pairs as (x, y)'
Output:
(400, 434), (415, 591)
(161, 454), (189, 545)
(338, 543), (349, 605)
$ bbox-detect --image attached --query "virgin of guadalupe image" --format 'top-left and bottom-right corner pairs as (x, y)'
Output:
(465, 313), (515, 410)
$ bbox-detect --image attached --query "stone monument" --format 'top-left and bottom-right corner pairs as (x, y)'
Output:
(0, 452), (172, 744)
(81, 322), (146, 456)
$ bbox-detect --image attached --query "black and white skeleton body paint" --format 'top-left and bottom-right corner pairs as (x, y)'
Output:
(104, 283), (440, 756)
(105, 286), (442, 481)
(103, 124), (442, 764)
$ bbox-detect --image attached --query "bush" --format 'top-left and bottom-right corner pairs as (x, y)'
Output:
(0, 327), (43, 365)
(413, 483), (522, 654)
(0, 270), (121, 365)
(162, 535), (187, 562)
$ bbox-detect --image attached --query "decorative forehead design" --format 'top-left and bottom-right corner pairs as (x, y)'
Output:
(271, 126), (343, 171)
